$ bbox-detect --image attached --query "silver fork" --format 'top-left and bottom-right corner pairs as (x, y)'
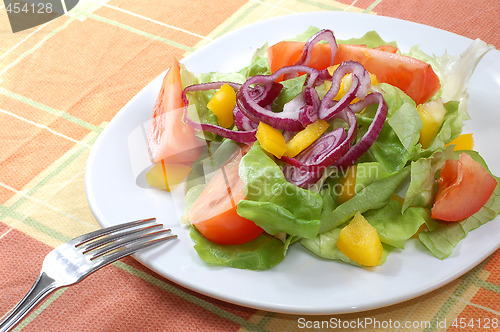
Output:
(0, 218), (176, 332)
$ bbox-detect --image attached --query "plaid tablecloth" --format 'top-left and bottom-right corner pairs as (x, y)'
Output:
(1, 1), (499, 331)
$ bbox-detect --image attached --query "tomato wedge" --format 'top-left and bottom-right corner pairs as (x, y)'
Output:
(267, 41), (441, 104)
(334, 44), (441, 104)
(431, 153), (497, 222)
(148, 59), (204, 164)
(187, 146), (264, 245)
(268, 41), (333, 80)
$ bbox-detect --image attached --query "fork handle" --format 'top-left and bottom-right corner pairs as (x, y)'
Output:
(0, 272), (58, 332)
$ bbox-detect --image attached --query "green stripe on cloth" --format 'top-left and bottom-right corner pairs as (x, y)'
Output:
(0, 87), (102, 133)
(473, 277), (500, 295)
(0, 17), (75, 78)
(364, 0), (382, 13)
(0, 207), (258, 330)
(113, 260), (267, 331)
(424, 258), (490, 332)
(0, 205), (72, 243)
(13, 289), (67, 332)
(86, 13), (196, 52)
(0, 134), (98, 223)
(213, 1), (261, 39)
(295, 0), (345, 11)
(255, 311), (276, 330)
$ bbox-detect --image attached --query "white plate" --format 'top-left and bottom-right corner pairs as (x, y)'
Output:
(85, 12), (500, 314)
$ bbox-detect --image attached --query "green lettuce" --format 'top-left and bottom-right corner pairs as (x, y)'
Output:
(291, 27), (398, 49)
(418, 151), (500, 259)
(238, 143), (322, 238)
(419, 177), (500, 259)
(320, 166), (410, 233)
(237, 201), (320, 239)
(403, 145), (454, 212)
(190, 227), (291, 270)
(357, 83), (422, 172)
(424, 101), (461, 153)
(301, 228), (394, 266)
(272, 75), (307, 111)
(364, 200), (429, 249)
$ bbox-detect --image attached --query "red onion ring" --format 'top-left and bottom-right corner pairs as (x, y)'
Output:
(334, 92), (388, 167)
(236, 65), (321, 131)
(319, 61), (371, 121)
(283, 29), (338, 81)
(282, 110), (356, 170)
(282, 126), (348, 188)
(233, 105), (258, 131)
(182, 82), (257, 143)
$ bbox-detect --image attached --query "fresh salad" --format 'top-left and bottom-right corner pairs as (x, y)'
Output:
(145, 27), (499, 270)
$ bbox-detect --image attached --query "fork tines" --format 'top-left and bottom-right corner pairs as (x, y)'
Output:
(74, 218), (176, 262)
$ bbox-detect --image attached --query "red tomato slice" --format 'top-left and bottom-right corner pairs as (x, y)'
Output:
(187, 146), (264, 245)
(373, 45), (398, 53)
(334, 44), (441, 104)
(267, 41), (333, 81)
(267, 41), (440, 104)
(148, 59), (204, 164)
(431, 153), (497, 222)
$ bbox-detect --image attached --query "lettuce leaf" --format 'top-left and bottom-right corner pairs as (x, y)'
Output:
(357, 83), (421, 172)
(424, 101), (462, 154)
(190, 227), (290, 270)
(272, 75), (307, 111)
(237, 201), (320, 239)
(320, 166), (410, 233)
(403, 145), (454, 212)
(418, 151), (500, 259)
(301, 227), (394, 266)
(419, 177), (500, 259)
(364, 200), (429, 249)
(238, 143), (323, 238)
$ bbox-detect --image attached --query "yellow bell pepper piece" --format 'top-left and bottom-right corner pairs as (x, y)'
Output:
(417, 98), (446, 149)
(145, 160), (192, 191)
(256, 122), (287, 158)
(337, 165), (357, 204)
(327, 65), (378, 102)
(336, 212), (383, 267)
(207, 83), (236, 128)
(445, 133), (474, 151)
(283, 120), (329, 157)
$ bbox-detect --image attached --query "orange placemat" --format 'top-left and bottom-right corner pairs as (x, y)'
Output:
(0, 1), (498, 331)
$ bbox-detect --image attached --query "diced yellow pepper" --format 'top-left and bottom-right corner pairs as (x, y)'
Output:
(283, 120), (329, 157)
(337, 165), (357, 204)
(326, 66), (378, 102)
(445, 133), (474, 151)
(255, 122), (287, 158)
(336, 212), (383, 267)
(145, 160), (192, 191)
(417, 98), (447, 149)
(207, 83), (236, 128)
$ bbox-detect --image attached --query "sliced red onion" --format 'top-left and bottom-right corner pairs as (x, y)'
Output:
(233, 105), (258, 131)
(297, 29), (337, 66)
(182, 83), (257, 143)
(319, 61), (371, 121)
(282, 111), (355, 170)
(282, 164), (325, 189)
(236, 65), (320, 131)
(250, 81), (283, 106)
(282, 127), (348, 188)
(334, 92), (388, 167)
(283, 29), (338, 81)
